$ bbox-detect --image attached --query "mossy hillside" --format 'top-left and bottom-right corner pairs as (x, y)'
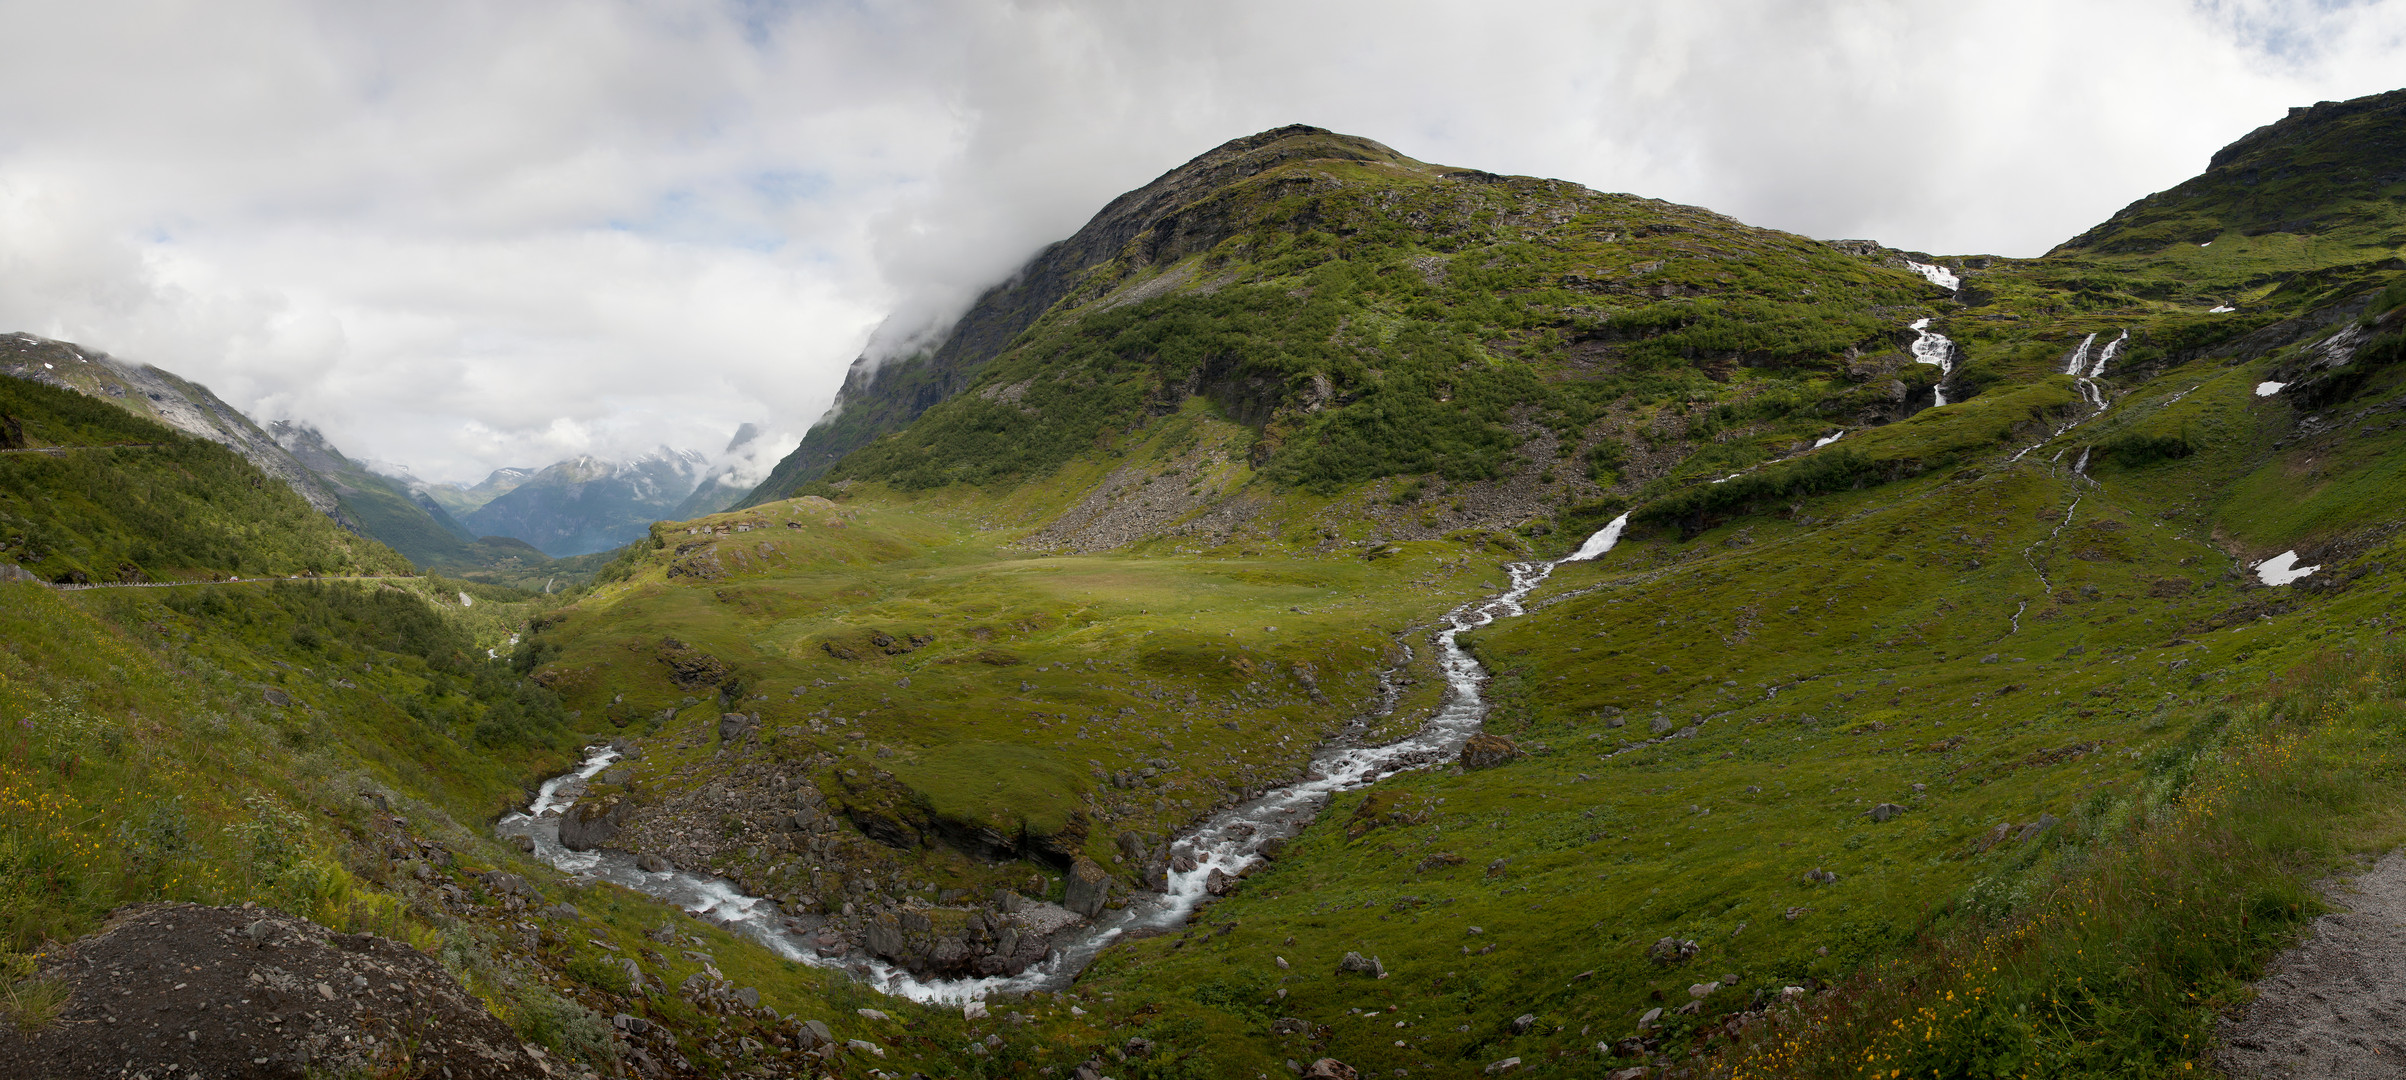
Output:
(1049, 290), (2406, 1077)
(1068, 448), (2406, 1076)
(813, 145), (1955, 505)
(1731, 646), (2406, 1077)
(0, 373), (410, 583)
(2050, 87), (2406, 298)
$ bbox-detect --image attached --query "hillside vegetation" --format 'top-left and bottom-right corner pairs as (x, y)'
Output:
(12, 89), (2406, 1080)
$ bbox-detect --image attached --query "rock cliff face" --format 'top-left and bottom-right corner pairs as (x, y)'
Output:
(738, 126), (1425, 505)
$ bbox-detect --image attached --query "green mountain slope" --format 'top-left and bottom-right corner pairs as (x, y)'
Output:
(510, 91), (2406, 1077)
(12, 88), (2406, 1080)
(0, 372), (411, 583)
(0, 332), (365, 531)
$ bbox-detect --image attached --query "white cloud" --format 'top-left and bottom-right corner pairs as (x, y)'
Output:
(0, 0), (2401, 482)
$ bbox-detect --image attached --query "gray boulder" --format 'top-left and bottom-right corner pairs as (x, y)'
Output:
(1063, 856), (1111, 917)
(1336, 951), (1385, 977)
(559, 795), (634, 852)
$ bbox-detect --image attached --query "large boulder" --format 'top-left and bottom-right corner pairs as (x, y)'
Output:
(559, 795), (634, 851)
(1063, 856), (1111, 917)
(1457, 733), (1523, 769)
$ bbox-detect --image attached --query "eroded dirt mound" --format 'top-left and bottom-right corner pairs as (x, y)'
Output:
(0, 901), (547, 1079)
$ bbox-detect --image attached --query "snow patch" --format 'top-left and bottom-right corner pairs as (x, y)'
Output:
(457, 591), (474, 607)
(2255, 551), (2319, 586)
(2255, 382), (2286, 397)
(1813, 431), (1843, 449)
(2210, 305), (2235, 313)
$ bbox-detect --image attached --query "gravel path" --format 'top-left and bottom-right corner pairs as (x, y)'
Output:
(2220, 849), (2406, 1077)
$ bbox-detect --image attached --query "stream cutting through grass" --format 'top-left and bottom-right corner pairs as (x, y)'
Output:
(496, 514), (1631, 1003)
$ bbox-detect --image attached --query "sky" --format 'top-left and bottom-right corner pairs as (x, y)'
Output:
(0, 0), (2402, 485)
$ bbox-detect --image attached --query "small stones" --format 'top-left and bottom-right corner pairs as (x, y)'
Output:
(1484, 1057), (1523, 1074)
(2017, 813), (2062, 842)
(963, 1000), (988, 1020)
(1302, 1059), (1358, 1080)
(1802, 868), (1840, 886)
(1508, 1013), (1535, 1034)
(1123, 1036), (1154, 1058)
(1645, 937), (1698, 966)
(1687, 981), (1719, 999)
(1865, 803), (1905, 823)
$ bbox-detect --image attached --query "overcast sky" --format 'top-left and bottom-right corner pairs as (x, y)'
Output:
(1, 0), (2401, 484)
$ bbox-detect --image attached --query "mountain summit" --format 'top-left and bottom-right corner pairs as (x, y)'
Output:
(739, 125), (1446, 503)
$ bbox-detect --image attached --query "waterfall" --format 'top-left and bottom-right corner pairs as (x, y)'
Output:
(1909, 318), (1956, 407)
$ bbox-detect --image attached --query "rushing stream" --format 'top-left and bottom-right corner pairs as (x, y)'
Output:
(497, 513), (1633, 1004)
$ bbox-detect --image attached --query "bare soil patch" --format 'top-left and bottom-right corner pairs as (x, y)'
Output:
(0, 902), (546, 1079)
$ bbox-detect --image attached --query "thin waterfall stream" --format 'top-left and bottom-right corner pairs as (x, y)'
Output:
(497, 514), (1633, 1004)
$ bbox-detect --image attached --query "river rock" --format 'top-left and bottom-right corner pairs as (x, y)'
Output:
(636, 852), (672, 873)
(560, 794), (634, 851)
(1205, 868), (1234, 896)
(1063, 856), (1111, 917)
(1457, 733), (1523, 769)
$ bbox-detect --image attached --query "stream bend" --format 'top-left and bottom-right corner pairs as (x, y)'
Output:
(497, 514), (1630, 1003)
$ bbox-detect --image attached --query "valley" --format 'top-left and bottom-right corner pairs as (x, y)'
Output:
(6, 89), (2406, 1079)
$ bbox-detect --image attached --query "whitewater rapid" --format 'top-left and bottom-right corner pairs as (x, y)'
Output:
(499, 514), (1634, 1004)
